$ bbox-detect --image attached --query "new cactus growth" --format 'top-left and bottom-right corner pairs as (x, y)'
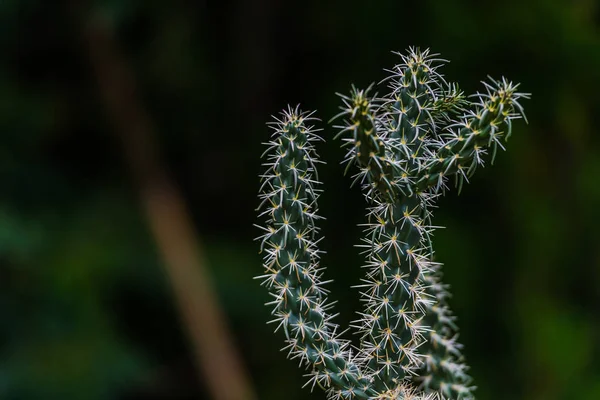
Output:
(256, 48), (528, 400)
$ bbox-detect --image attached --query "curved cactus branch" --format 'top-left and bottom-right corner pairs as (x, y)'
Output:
(415, 77), (529, 194)
(256, 108), (377, 399)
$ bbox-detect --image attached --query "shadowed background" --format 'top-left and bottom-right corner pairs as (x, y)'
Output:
(1, 0), (599, 399)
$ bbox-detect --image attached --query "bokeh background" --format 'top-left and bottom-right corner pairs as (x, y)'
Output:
(1, 0), (599, 399)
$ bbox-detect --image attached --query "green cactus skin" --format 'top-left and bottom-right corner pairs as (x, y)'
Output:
(256, 48), (527, 400)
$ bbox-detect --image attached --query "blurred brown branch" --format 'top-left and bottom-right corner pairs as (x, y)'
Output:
(77, 9), (256, 400)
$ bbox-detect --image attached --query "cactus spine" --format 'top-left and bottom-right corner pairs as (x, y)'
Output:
(256, 48), (528, 400)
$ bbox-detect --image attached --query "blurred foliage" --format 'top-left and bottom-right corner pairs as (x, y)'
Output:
(0, 0), (599, 399)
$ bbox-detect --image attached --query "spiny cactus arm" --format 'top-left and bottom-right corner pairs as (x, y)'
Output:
(334, 94), (440, 390)
(256, 107), (378, 400)
(414, 77), (529, 194)
(332, 49), (481, 396)
(415, 266), (475, 400)
(352, 195), (438, 390)
(332, 86), (408, 202)
(380, 48), (446, 142)
(331, 51), (456, 389)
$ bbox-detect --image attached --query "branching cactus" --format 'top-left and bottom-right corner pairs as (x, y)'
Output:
(256, 48), (528, 400)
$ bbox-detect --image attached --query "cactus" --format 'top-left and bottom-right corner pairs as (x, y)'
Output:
(256, 48), (528, 400)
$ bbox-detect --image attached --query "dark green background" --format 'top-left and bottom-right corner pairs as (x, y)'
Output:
(1, 0), (599, 399)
